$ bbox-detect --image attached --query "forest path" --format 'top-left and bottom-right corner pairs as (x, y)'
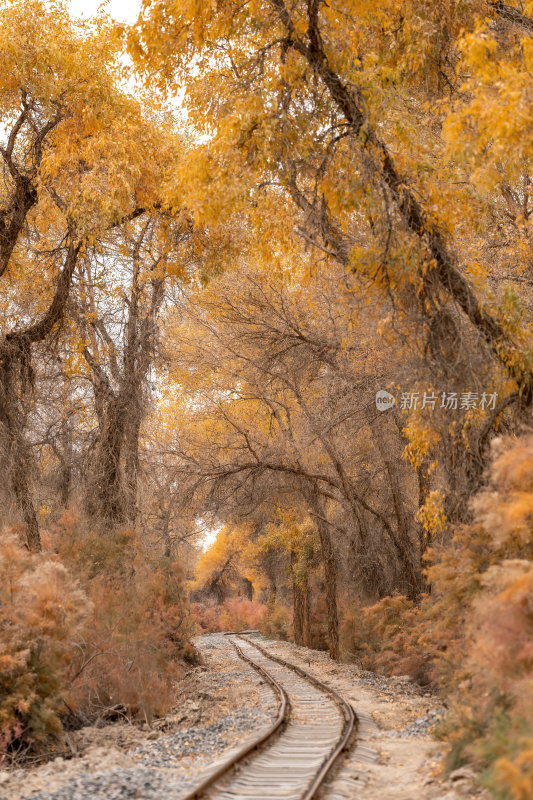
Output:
(2, 634), (485, 800)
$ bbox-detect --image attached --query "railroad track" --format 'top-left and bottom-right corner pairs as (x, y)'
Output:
(182, 634), (356, 800)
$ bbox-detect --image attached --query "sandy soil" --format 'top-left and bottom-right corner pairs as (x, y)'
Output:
(0, 634), (487, 800)
(258, 638), (488, 800)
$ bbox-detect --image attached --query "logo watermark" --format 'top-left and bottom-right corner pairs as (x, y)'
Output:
(376, 389), (498, 412)
(375, 390), (396, 412)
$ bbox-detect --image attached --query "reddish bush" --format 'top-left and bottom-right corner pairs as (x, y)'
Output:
(0, 533), (88, 759)
(219, 597), (268, 632)
(192, 597), (268, 633)
(339, 435), (533, 797)
(66, 562), (194, 722)
(0, 509), (196, 737)
(191, 599), (223, 632)
(48, 511), (196, 723)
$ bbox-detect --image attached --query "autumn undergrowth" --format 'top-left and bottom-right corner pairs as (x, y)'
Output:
(0, 509), (196, 764)
(339, 435), (533, 799)
(191, 596), (268, 633)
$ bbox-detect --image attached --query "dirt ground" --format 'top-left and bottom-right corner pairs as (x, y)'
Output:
(0, 633), (275, 799)
(0, 633), (487, 800)
(258, 638), (488, 800)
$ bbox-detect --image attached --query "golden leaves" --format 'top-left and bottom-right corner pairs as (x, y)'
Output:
(416, 489), (447, 538)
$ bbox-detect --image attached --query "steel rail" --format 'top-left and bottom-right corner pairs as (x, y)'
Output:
(238, 635), (356, 800)
(180, 634), (356, 800)
(180, 636), (289, 800)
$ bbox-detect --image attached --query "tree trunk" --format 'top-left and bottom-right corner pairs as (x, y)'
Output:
(161, 509), (172, 558)
(292, 551), (305, 646)
(242, 577), (254, 601)
(304, 483), (339, 660)
(57, 458), (71, 509)
(0, 368), (41, 552)
(89, 392), (129, 524)
(303, 576), (311, 647)
(83, 239), (163, 528)
(11, 435), (41, 552)
(369, 418), (421, 599)
(417, 460), (432, 592)
(123, 400), (143, 525)
(56, 374), (73, 509)
(0, 240), (81, 550)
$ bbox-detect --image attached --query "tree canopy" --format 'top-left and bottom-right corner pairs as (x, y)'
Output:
(2, 1), (533, 793)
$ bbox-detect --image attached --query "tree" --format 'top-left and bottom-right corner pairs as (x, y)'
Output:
(0, 0), (180, 548)
(76, 218), (193, 526)
(157, 254), (424, 656)
(130, 0), (533, 532)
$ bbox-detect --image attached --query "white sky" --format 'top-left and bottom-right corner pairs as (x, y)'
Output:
(69, 0), (141, 24)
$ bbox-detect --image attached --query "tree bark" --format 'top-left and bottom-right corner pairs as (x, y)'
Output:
(292, 551), (305, 645)
(491, 1), (533, 33)
(369, 417), (421, 598)
(10, 433), (41, 551)
(0, 240), (81, 550)
(123, 406), (142, 524)
(303, 578), (311, 647)
(417, 460), (431, 557)
(304, 482), (339, 660)
(57, 416), (73, 509)
(83, 229), (164, 528)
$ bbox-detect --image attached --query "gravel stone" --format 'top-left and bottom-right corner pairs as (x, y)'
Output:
(132, 707), (271, 767)
(22, 768), (196, 800)
(14, 633), (276, 800)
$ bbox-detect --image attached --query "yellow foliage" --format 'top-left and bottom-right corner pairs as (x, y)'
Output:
(494, 745), (533, 800)
(416, 490), (447, 539)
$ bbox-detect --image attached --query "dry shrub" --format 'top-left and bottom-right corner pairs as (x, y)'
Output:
(469, 561), (533, 704)
(342, 435), (533, 796)
(436, 437), (533, 793)
(0, 533), (88, 760)
(340, 595), (420, 672)
(190, 599), (222, 632)
(339, 523), (493, 687)
(67, 561), (194, 721)
(218, 597), (268, 631)
(261, 599), (291, 641)
(474, 436), (533, 551)
(0, 512), (195, 760)
(340, 594), (443, 685)
(192, 597), (268, 633)
(50, 510), (196, 725)
(456, 561), (533, 797)
(492, 742), (533, 800)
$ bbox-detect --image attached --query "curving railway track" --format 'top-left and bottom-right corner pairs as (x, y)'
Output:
(182, 634), (356, 800)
